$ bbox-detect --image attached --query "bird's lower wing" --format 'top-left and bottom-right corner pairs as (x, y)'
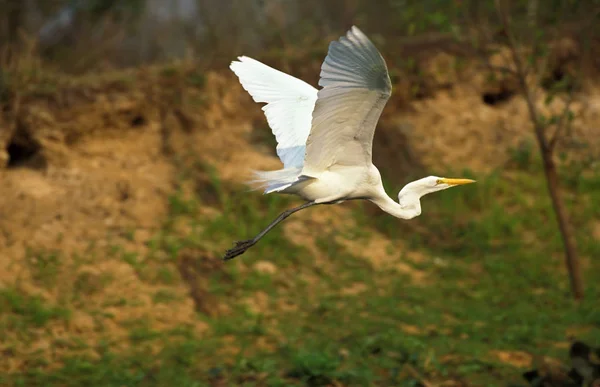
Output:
(230, 56), (318, 169)
(301, 26), (392, 176)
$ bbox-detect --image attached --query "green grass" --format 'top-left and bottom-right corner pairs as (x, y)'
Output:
(2, 159), (600, 386)
(0, 289), (71, 329)
(24, 249), (63, 289)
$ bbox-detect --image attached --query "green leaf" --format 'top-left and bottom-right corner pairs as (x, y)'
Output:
(538, 114), (548, 127)
(527, 54), (536, 67)
(559, 152), (568, 162)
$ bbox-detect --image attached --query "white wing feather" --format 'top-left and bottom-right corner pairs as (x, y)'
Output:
(301, 26), (392, 176)
(229, 56), (318, 168)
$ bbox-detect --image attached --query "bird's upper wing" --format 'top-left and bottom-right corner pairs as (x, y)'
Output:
(230, 56), (318, 169)
(301, 26), (392, 176)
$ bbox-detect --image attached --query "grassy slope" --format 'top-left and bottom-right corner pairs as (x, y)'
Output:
(2, 148), (599, 386)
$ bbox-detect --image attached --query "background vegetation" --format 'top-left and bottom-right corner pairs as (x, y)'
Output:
(0, 0), (599, 386)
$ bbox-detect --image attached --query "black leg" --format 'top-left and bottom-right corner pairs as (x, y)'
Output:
(223, 201), (318, 261)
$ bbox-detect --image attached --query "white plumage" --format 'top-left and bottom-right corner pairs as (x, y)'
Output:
(229, 56), (318, 193)
(225, 26), (475, 260)
(302, 26), (392, 176)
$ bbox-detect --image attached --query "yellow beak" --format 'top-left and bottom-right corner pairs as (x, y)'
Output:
(437, 178), (476, 186)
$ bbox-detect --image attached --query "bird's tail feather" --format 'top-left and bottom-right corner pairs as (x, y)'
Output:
(247, 167), (305, 194)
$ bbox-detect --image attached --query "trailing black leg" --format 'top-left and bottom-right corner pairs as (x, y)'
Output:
(223, 201), (318, 261)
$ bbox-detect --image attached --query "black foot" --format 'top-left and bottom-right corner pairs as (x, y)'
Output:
(223, 239), (255, 261)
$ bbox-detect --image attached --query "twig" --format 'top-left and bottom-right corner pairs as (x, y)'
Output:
(522, 0), (549, 84)
(493, 0), (549, 151)
(548, 7), (600, 150)
(466, 37), (518, 77)
(400, 364), (434, 387)
(477, 64), (518, 76)
(548, 87), (576, 151)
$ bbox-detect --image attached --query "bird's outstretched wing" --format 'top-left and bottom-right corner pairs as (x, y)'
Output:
(301, 26), (392, 176)
(230, 56), (318, 169)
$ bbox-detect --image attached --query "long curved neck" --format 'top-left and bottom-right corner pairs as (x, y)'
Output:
(369, 190), (421, 220)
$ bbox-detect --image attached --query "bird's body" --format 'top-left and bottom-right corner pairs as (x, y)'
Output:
(225, 26), (475, 260)
(282, 164), (381, 203)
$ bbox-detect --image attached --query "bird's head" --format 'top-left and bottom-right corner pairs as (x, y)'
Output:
(400, 176), (476, 197)
(397, 176), (475, 217)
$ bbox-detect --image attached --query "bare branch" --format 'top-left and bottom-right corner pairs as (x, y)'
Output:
(494, 0), (586, 300)
(521, 0), (539, 78)
(493, 0), (549, 150)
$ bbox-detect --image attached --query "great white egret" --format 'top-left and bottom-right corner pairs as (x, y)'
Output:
(224, 26), (474, 260)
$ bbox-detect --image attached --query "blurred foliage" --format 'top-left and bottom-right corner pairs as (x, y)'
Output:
(1, 0), (600, 72)
(81, 0), (146, 20)
(0, 1), (599, 385)
(2, 158), (599, 386)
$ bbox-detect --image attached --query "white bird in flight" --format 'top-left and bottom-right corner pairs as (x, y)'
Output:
(224, 26), (474, 260)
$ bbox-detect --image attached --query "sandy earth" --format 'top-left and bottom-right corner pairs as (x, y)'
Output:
(0, 56), (598, 371)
